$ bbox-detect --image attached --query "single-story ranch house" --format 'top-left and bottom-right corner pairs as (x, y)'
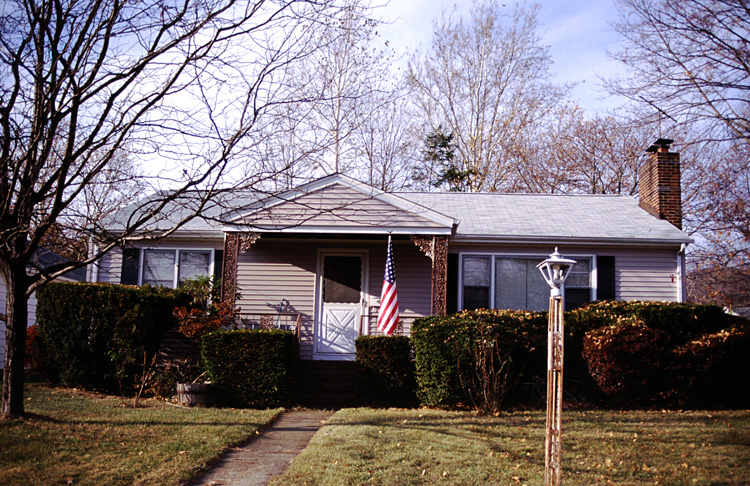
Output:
(90, 139), (691, 362)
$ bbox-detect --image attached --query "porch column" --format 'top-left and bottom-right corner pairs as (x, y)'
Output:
(411, 235), (449, 316)
(221, 232), (261, 308)
(221, 234), (240, 308)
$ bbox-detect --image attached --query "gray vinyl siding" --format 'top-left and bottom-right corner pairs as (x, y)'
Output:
(93, 247), (124, 283)
(241, 183), (449, 230)
(614, 249), (681, 301)
(236, 240), (317, 360)
(367, 240), (433, 335)
(449, 243), (683, 304)
(235, 237), (432, 360)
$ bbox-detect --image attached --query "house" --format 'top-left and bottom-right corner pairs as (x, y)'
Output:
(91, 139), (691, 363)
(0, 248), (86, 368)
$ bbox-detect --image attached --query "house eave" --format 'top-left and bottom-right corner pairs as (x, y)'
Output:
(450, 234), (693, 248)
(230, 174), (458, 229)
(222, 224), (454, 236)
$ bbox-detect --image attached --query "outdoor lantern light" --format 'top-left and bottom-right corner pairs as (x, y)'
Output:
(537, 247), (577, 296)
(538, 248), (575, 486)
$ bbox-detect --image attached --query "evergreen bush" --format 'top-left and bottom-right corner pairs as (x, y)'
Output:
(35, 282), (189, 394)
(577, 302), (749, 408)
(201, 329), (295, 408)
(411, 310), (546, 412)
(355, 335), (417, 407)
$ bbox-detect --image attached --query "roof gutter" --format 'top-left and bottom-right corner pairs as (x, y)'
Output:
(450, 234), (693, 247)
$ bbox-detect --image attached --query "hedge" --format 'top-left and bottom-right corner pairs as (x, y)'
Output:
(411, 302), (748, 411)
(201, 329), (295, 408)
(35, 282), (190, 394)
(411, 309), (546, 411)
(575, 301), (749, 408)
(355, 335), (417, 407)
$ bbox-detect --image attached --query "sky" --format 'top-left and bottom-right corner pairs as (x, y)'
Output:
(377, 0), (629, 115)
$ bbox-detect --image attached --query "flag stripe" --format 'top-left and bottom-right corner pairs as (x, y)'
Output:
(377, 235), (399, 335)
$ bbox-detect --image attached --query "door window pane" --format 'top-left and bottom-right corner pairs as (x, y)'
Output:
(179, 251), (211, 283)
(324, 256), (361, 303)
(463, 256), (490, 310)
(143, 250), (176, 287)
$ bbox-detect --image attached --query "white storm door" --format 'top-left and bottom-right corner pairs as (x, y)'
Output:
(314, 252), (367, 360)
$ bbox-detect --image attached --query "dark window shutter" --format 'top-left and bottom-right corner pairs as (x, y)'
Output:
(447, 253), (458, 314)
(213, 249), (224, 284)
(597, 256), (616, 301)
(121, 248), (140, 285)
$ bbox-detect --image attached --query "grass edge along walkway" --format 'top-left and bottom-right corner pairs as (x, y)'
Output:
(270, 407), (750, 486)
(0, 384), (282, 486)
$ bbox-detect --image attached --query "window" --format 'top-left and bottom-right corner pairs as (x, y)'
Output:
(462, 256), (491, 309)
(140, 249), (214, 288)
(460, 254), (593, 312)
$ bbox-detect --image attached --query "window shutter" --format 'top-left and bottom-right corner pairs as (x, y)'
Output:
(121, 248), (140, 285)
(213, 249), (224, 284)
(447, 253), (458, 314)
(597, 256), (616, 301)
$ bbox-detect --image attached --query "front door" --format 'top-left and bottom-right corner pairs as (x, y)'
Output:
(314, 252), (367, 360)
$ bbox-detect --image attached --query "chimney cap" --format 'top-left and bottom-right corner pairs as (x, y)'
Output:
(646, 138), (674, 153)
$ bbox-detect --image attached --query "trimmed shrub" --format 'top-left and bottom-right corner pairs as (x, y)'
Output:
(201, 329), (295, 408)
(662, 318), (750, 408)
(35, 282), (189, 394)
(582, 316), (669, 404)
(567, 300), (730, 345)
(577, 302), (750, 408)
(411, 309), (546, 412)
(355, 335), (417, 407)
(565, 300), (733, 403)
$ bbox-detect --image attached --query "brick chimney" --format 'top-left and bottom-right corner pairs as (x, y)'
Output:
(639, 138), (682, 229)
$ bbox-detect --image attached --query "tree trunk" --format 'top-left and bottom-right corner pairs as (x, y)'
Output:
(1, 264), (30, 417)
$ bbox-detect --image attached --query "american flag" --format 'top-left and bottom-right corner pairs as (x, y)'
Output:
(377, 235), (399, 335)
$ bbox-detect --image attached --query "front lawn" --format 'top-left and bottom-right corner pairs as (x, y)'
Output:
(271, 407), (750, 486)
(0, 384), (281, 486)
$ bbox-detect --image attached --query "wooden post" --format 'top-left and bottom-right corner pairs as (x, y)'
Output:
(545, 295), (565, 486)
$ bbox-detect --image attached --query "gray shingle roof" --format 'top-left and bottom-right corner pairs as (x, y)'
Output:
(106, 174), (691, 245)
(398, 192), (691, 244)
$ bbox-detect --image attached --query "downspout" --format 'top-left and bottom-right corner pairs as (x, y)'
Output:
(676, 244), (686, 302)
(89, 239), (99, 283)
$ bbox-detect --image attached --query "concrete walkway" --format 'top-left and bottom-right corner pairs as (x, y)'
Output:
(191, 410), (334, 486)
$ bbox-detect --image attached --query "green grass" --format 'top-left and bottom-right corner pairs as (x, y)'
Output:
(271, 408), (750, 486)
(0, 384), (281, 486)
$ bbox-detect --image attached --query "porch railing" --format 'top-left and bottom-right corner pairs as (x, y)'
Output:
(358, 314), (419, 337)
(232, 312), (302, 339)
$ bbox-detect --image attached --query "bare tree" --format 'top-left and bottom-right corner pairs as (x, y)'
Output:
(0, 0), (355, 417)
(513, 106), (651, 195)
(607, 0), (750, 307)
(686, 140), (750, 308)
(407, 0), (569, 192)
(290, 0), (396, 175)
(607, 0), (749, 144)
(352, 90), (420, 190)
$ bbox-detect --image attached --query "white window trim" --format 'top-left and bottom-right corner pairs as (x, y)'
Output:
(458, 251), (597, 311)
(138, 248), (216, 288)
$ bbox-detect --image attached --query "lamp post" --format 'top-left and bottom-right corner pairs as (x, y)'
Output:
(537, 248), (576, 486)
